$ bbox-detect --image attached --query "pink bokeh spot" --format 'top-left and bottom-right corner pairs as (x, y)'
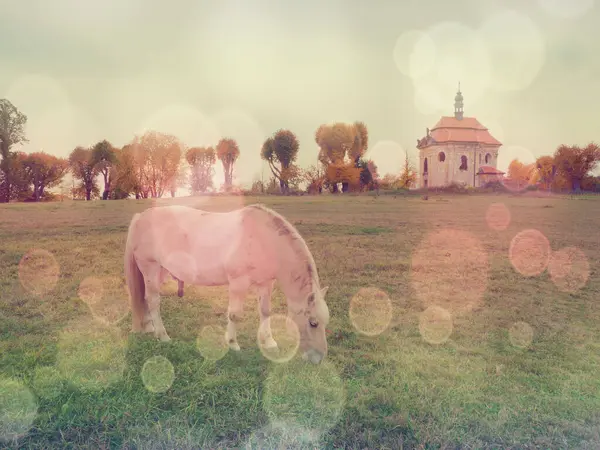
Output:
(411, 228), (490, 314)
(548, 246), (590, 293)
(509, 229), (551, 277)
(485, 202), (511, 231)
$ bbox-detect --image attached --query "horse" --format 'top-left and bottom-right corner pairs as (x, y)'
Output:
(123, 203), (330, 364)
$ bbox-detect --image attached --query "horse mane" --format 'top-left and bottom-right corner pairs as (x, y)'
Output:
(245, 203), (320, 290)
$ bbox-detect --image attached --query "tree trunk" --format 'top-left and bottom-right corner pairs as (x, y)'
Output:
(102, 171), (110, 200)
(86, 188), (91, 201)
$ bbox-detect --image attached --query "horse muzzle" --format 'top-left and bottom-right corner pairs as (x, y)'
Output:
(302, 348), (325, 364)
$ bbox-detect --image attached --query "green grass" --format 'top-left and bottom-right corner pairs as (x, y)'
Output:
(1, 193), (600, 449)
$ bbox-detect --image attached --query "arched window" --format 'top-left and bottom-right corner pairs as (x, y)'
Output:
(459, 155), (468, 171)
(438, 152), (445, 162)
(424, 158), (428, 173)
(485, 153), (491, 164)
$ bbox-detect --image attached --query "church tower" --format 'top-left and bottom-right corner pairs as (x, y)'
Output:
(454, 82), (464, 120)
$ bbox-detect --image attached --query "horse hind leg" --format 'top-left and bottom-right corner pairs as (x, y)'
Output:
(258, 281), (278, 350)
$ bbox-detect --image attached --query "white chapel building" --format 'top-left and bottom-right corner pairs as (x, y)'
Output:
(416, 86), (504, 189)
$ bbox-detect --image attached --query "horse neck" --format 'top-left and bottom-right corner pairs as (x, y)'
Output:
(275, 243), (318, 307)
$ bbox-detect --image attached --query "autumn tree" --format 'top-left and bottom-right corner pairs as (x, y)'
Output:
(0, 99), (28, 203)
(398, 152), (417, 189)
(216, 137), (240, 192)
(303, 164), (326, 194)
(186, 146), (216, 194)
(553, 142), (600, 192)
(110, 145), (141, 199)
(22, 152), (68, 201)
(69, 146), (99, 201)
(0, 151), (31, 200)
(91, 140), (117, 200)
(507, 159), (536, 188)
(129, 131), (183, 198)
(261, 129), (300, 194)
(315, 121), (369, 193)
(535, 155), (556, 190)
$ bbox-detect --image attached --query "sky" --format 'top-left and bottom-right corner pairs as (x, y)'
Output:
(1, 0), (599, 192)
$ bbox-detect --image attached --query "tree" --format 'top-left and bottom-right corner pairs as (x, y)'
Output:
(261, 129), (300, 194)
(303, 164), (326, 194)
(398, 152), (417, 189)
(315, 121), (369, 193)
(0, 151), (31, 201)
(0, 99), (28, 203)
(535, 155), (556, 191)
(69, 146), (99, 201)
(216, 137), (240, 192)
(186, 146), (216, 194)
(22, 152), (68, 201)
(91, 140), (117, 200)
(130, 131), (183, 198)
(507, 159), (536, 189)
(110, 145), (141, 199)
(553, 143), (600, 192)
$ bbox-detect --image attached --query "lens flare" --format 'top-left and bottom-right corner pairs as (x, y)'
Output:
(196, 324), (229, 362)
(419, 306), (453, 345)
(392, 30), (436, 79)
(349, 287), (393, 336)
(263, 360), (345, 436)
(32, 366), (64, 401)
(0, 376), (38, 443)
(548, 246), (590, 293)
(141, 355), (175, 394)
(56, 318), (126, 392)
(411, 228), (489, 314)
(508, 322), (534, 349)
(77, 275), (129, 325)
(509, 229), (551, 277)
(18, 248), (60, 297)
(485, 203), (511, 231)
(257, 314), (300, 363)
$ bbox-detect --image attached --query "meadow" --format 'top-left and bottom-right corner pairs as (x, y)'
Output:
(1, 192), (599, 449)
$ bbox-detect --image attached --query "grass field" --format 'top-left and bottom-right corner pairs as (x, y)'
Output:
(1, 192), (600, 449)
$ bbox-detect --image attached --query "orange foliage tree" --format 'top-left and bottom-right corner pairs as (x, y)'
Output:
(553, 142), (600, 191)
(216, 137), (240, 192)
(314, 121), (369, 192)
(186, 146), (216, 194)
(507, 159), (537, 188)
(22, 151), (68, 201)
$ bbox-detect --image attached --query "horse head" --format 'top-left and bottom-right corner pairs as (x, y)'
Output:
(291, 285), (330, 364)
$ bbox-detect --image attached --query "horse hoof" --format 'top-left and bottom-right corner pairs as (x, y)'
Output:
(229, 342), (241, 351)
(263, 338), (279, 350)
(158, 334), (171, 342)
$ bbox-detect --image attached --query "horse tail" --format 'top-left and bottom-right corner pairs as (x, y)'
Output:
(124, 212), (146, 331)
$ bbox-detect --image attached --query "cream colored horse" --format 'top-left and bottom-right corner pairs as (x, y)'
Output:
(124, 203), (330, 364)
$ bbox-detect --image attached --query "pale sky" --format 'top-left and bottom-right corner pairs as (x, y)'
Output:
(1, 0), (599, 191)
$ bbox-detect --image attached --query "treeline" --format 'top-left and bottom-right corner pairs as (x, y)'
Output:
(506, 144), (600, 192)
(1, 98), (419, 202)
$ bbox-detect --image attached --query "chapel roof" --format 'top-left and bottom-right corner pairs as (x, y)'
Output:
(416, 86), (502, 149)
(477, 165), (505, 175)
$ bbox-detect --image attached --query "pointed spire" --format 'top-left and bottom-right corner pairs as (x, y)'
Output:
(454, 82), (464, 120)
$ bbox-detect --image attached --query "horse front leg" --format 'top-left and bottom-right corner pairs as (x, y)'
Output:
(258, 281), (278, 350)
(141, 263), (171, 342)
(225, 278), (249, 351)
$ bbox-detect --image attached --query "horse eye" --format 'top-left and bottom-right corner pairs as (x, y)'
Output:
(309, 319), (318, 328)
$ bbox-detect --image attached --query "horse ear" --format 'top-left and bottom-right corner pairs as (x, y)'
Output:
(320, 286), (329, 297)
